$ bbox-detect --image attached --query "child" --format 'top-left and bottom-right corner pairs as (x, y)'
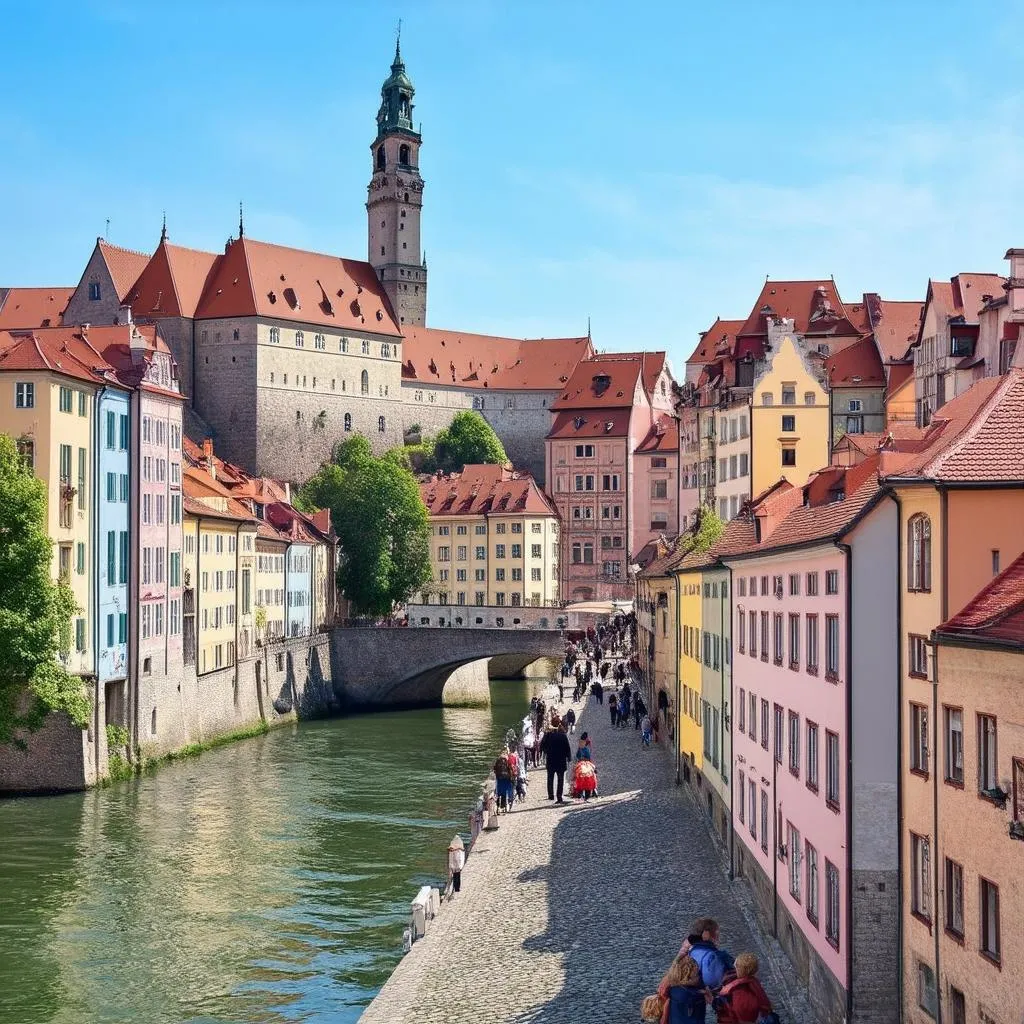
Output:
(641, 714), (653, 747)
(713, 953), (775, 1024)
(657, 955), (709, 1023)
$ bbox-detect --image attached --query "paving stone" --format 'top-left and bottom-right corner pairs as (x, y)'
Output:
(360, 670), (813, 1023)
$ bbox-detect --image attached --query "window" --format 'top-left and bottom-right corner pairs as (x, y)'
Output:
(825, 614), (839, 679)
(782, 383), (796, 405)
(788, 712), (800, 776)
(908, 514), (932, 592)
(749, 692), (756, 741)
(360, 370), (369, 394)
(825, 860), (840, 949)
(748, 610), (757, 658)
(760, 791), (769, 853)
(762, 392), (773, 406)
(773, 704), (783, 763)
(788, 823), (801, 899)
(944, 858), (963, 938)
(495, 544), (506, 559)
(980, 878), (1000, 963)
(948, 988), (965, 1024)
(601, 474), (619, 491)
(917, 961), (937, 1018)
(651, 480), (667, 499)
(1013, 757), (1024, 823)
(75, 617), (86, 651)
(761, 699), (769, 751)
(910, 703), (929, 775)
(748, 779), (756, 839)
(826, 730), (840, 808)
(788, 613), (800, 668)
(59, 386), (73, 413)
(807, 722), (819, 791)
(511, 544), (522, 558)
(739, 452), (748, 477)
(78, 391), (86, 416)
(737, 610), (745, 653)
(909, 634), (929, 678)
(977, 714), (998, 793)
(781, 415), (796, 432)
(781, 447), (796, 467)
(943, 706), (963, 785)
(771, 613), (783, 665)
(825, 570), (839, 595)
(378, 415), (386, 432)
(88, 281), (101, 300)
(806, 842), (819, 925)
(574, 444), (594, 458)
(77, 447), (87, 509)
(738, 770), (745, 823)
(760, 611), (768, 661)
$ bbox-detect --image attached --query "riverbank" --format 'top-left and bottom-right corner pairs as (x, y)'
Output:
(359, 688), (810, 1024)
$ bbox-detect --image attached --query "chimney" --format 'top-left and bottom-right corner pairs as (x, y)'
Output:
(116, 304), (133, 326)
(129, 325), (147, 364)
(202, 438), (215, 479)
(1005, 248), (1024, 314)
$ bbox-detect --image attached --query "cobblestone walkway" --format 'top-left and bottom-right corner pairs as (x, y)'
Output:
(360, 685), (809, 1023)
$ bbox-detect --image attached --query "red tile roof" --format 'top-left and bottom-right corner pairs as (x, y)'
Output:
(864, 295), (922, 363)
(551, 353), (653, 411)
(193, 237), (401, 336)
(126, 241), (222, 319)
(546, 408), (634, 440)
(881, 371), (1024, 482)
(0, 287), (73, 329)
(401, 326), (592, 390)
(636, 413), (679, 453)
(97, 240), (151, 302)
(609, 350), (668, 396)
(824, 335), (885, 387)
(419, 464), (556, 517)
(0, 326), (118, 385)
(686, 318), (745, 367)
(936, 551), (1024, 647)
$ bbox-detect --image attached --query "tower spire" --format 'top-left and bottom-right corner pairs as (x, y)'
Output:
(160, 211), (167, 243)
(394, 18), (402, 64)
(238, 201), (244, 239)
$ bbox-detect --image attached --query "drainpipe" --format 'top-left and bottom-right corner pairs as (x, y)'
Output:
(890, 489), (906, 1020)
(235, 522), (243, 685)
(931, 640), (943, 1024)
(91, 387), (105, 775)
(838, 539), (854, 1024)
(726, 563), (734, 880)
(129, 391), (140, 759)
(772, 724), (779, 939)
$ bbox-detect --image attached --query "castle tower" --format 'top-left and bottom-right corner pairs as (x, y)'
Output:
(367, 39), (427, 328)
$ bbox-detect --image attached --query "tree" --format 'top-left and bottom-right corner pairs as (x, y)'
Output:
(679, 505), (724, 558)
(433, 411), (507, 473)
(0, 434), (89, 747)
(298, 447), (432, 617)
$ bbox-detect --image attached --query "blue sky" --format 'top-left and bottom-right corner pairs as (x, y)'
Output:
(2, 0), (1022, 369)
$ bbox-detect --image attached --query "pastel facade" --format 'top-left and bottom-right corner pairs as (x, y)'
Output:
(721, 463), (899, 1024)
(676, 563), (703, 776)
(921, 557), (1024, 1024)
(879, 371), (1024, 1024)
(416, 465), (560, 613)
(698, 561), (731, 841)
(635, 542), (682, 730)
(546, 353), (677, 601)
(255, 535), (287, 641)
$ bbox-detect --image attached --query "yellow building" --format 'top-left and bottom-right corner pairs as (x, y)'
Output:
(0, 332), (101, 677)
(676, 562), (704, 776)
(635, 540), (682, 724)
(416, 465), (559, 617)
(749, 329), (830, 497)
(182, 467), (257, 676)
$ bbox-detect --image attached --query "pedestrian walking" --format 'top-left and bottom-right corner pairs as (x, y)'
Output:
(656, 955), (710, 1023)
(493, 747), (515, 812)
(609, 693), (619, 728)
(713, 953), (777, 1024)
(564, 706), (576, 735)
(447, 836), (465, 895)
(541, 721), (572, 803)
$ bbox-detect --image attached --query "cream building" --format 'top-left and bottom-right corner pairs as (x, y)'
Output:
(415, 465), (559, 620)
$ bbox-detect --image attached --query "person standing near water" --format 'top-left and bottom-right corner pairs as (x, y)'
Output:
(447, 836), (465, 894)
(541, 721), (572, 803)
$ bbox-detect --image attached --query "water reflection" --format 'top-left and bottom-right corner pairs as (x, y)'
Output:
(0, 681), (541, 1024)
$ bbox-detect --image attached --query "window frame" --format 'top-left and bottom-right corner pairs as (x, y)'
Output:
(979, 877), (1000, 965)
(943, 857), (964, 941)
(910, 701), (929, 777)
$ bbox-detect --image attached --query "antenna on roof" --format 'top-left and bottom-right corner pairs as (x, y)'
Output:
(587, 315), (591, 341)
(105, 218), (110, 240)
(238, 201), (244, 239)
(160, 211), (167, 243)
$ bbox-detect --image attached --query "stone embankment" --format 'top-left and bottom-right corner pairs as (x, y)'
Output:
(360, 684), (811, 1024)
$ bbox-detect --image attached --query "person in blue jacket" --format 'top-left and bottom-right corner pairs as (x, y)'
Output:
(679, 917), (735, 992)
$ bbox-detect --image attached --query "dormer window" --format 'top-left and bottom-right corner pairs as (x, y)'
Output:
(592, 373), (612, 396)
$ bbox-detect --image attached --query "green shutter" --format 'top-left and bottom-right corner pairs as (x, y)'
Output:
(107, 531), (116, 583)
(119, 613), (127, 643)
(119, 531), (128, 584)
(107, 614), (115, 648)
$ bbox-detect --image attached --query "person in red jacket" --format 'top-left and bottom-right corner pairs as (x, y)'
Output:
(713, 953), (775, 1024)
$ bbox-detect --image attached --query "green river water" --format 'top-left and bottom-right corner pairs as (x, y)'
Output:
(0, 679), (542, 1024)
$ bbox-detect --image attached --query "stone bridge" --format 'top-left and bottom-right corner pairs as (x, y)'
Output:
(329, 627), (564, 708)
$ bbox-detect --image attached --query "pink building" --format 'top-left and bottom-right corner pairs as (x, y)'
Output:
(545, 352), (676, 601)
(719, 457), (899, 1024)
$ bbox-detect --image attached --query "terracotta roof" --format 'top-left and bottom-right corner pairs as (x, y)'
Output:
(0, 287), (73, 329)
(401, 326), (592, 390)
(265, 501), (330, 545)
(419, 464), (556, 517)
(825, 335), (885, 387)
(686, 318), (745, 367)
(638, 537), (688, 576)
(97, 240), (151, 302)
(917, 274), (1006, 347)
(194, 237), (401, 336)
(935, 551), (1024, 647)
(546, 408), (633, 440)
(881, 371), (1024, 482)
(184, 464), (234, 500)
(736, 280), (864, 355)
(182, 493), (257, 523)
(126, 241), (222, 319)
(0, 326), (116, 385)
(864, 295), (922, 363)
(551, 353), (654, 411)
(636, 413), (679, 453)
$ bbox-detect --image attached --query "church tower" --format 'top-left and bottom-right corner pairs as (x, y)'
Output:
(367, 39), (427, 328)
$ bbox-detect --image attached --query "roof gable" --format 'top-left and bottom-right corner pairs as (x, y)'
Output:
(937, 550), (1024, 646)
(0, 287), (73, 329)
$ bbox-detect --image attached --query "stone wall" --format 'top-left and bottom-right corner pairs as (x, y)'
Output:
(850, 869), (900, 1024)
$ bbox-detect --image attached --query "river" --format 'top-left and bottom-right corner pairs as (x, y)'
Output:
(0, 678), (545, 1024)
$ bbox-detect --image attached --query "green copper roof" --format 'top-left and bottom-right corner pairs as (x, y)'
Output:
(376, 40), (417, 137)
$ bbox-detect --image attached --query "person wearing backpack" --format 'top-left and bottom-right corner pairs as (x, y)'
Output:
(656, 955), (710, 1023)
(713, 953), (777, 1024)
(683, 918), (735, 992)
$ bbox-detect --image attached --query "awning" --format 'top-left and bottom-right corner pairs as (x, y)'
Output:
(563, 600), (634, 615)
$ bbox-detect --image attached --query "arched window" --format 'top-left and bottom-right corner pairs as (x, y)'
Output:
(344, 413), (352, 432)
(399, 144), (410, 165)
(375, 146), (385, 171)
(908, 514), (932, 592)
(378, 415), (386, 432)
(360, 370), (369, 394)
(361, 339), (370, 355)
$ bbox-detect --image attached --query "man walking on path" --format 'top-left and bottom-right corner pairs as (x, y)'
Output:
(542, 722), (572, 803)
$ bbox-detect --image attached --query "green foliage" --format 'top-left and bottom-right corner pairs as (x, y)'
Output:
(0, 434), (89, 748)
(433, 411), (507, 473)
(381, 445), (413, 471)
(404, 436), (437, 473)
(299, 446), (432, 616)
(106, 724), (130, 751)
(107, 752), (134, 782)
(679, 505), (725, 557)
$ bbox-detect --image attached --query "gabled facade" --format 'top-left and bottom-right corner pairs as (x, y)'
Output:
(63, 238), (150, 328)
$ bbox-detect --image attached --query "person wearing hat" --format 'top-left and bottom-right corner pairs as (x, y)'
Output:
(447, 835), (466, 895)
